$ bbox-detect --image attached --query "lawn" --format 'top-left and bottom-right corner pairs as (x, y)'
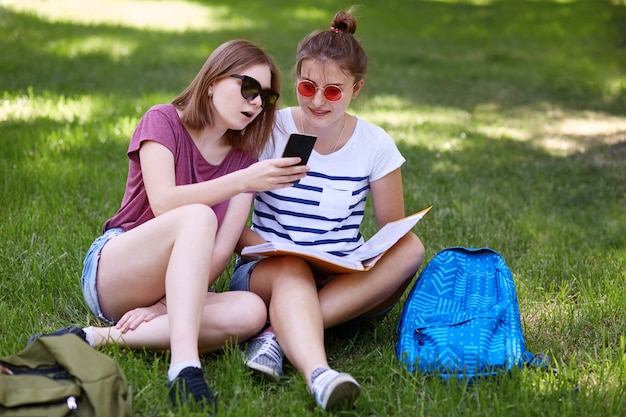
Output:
(1, 0), (625, 416)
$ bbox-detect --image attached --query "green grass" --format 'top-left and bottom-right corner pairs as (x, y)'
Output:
(1, 0), (625, 415)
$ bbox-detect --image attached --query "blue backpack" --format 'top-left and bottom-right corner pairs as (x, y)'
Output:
(396, 247), (540, 380)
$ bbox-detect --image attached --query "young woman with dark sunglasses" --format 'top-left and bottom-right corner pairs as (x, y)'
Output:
(30, 39), (308, 413)
(232, 9), (426, 412)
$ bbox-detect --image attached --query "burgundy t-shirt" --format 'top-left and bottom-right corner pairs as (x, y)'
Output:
(103, 104), (257, 232)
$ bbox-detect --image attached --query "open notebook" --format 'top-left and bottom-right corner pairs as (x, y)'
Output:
(241, 206), (432, 274)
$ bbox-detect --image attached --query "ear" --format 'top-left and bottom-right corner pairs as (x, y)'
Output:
(352, 79), (365, 98)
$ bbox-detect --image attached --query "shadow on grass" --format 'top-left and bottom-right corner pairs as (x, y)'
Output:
(2, 1), (625, 111)
(2, 0), (624, 272)
(1, 3), (624, 274)
(1, 4), (625, 415)
(398, 128), (625, 290)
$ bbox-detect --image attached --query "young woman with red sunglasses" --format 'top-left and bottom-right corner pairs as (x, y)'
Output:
(30, 39), (308, 414)
(232, 9), (426, 412)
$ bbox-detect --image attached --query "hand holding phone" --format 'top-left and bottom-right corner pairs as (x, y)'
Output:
(282, 133), (317, 166)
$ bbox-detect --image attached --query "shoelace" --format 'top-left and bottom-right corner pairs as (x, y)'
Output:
(311, 367), (336, 396)
(169, 367), (217, 411)
(178, 368), (208, 394)
(252, 335), (283, 363)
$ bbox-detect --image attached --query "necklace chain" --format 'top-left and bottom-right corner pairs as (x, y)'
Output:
(300, 110), (348, 153)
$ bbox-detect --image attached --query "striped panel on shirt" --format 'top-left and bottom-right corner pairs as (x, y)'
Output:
(252, 170), (370, 256)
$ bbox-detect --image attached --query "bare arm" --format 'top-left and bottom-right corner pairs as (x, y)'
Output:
(209, 192), (255, 282)
(235, 225), (267, 255)
(139, 140), (308, 216)
(369, 168), (406, 229)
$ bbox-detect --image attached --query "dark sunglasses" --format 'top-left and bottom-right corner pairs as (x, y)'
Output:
(230, 74), (279, 108)
(296, 80), (346, 102)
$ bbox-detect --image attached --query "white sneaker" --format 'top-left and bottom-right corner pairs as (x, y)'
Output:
(310, 367), (361, 411)
(245, 332), (284, 382)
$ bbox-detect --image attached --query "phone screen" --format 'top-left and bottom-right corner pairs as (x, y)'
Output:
(282, 133), (317, 166)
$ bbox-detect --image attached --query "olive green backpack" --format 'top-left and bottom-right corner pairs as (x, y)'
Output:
(0, 334), (133, 417)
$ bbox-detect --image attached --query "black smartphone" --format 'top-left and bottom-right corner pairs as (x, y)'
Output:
(282, 133), (317, 166)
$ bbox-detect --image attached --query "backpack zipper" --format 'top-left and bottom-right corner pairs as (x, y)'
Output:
(415, 329), (425, 346)
(67, 396), (80, 416)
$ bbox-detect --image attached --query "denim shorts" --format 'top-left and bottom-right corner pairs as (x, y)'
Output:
(81, 228), (124, 325)
(229, 256), (394, 324)
(229, 256), (261, 291)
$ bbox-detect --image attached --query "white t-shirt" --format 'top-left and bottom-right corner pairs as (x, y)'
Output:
(252, 108), (405, 256)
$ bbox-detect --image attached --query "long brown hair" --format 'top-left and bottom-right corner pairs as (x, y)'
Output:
(172, 40), (280, 157)
(295, 8), (368, 83)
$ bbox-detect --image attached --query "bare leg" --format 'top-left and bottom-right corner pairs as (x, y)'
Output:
(247, 232), (424, 383)
(97, 204), (219, 367)
(318, 232), (425, 327)
(92, 291), (267, 353)
(248, 255), (364, 411)
(250, 256), (329, 384)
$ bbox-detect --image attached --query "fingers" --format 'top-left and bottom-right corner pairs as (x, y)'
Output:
(115, 311), (130, 329)
(278, 169), (308, 186)
(249, 158), (310, 191)
(274, 156), (300, 167)
(270, 157), (313, 173)
(115, 309), (157, 333)
(275, 158), (309, 177)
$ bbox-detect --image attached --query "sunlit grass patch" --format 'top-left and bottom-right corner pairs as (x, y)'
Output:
(1, 1), (626, 416)
(47, 35), (137, 62)
(2, 89), (96, 124)
(2, 0), (246, 32)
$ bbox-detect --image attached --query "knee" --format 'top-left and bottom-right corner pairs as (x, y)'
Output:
(241, 293), (268, 331)
(401, 232), (425, 266)
(267, 256), (316, 287)
(227, 292), (267, 338)
(275, 256), (313, 278)
(384, 233), (425, 286)
(173, 204), (218, 233)
(413, 233), (426, 261)
(261, 256), (312, 279)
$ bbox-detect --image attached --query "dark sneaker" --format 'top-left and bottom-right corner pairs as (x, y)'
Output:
(28, 326), (88, 345)
(167, 366), (217, 414)
(245, 332), (284, 382)
(310, 367), (361, 411)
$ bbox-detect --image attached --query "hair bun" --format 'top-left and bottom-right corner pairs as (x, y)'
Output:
(330, 10), (357, 35)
